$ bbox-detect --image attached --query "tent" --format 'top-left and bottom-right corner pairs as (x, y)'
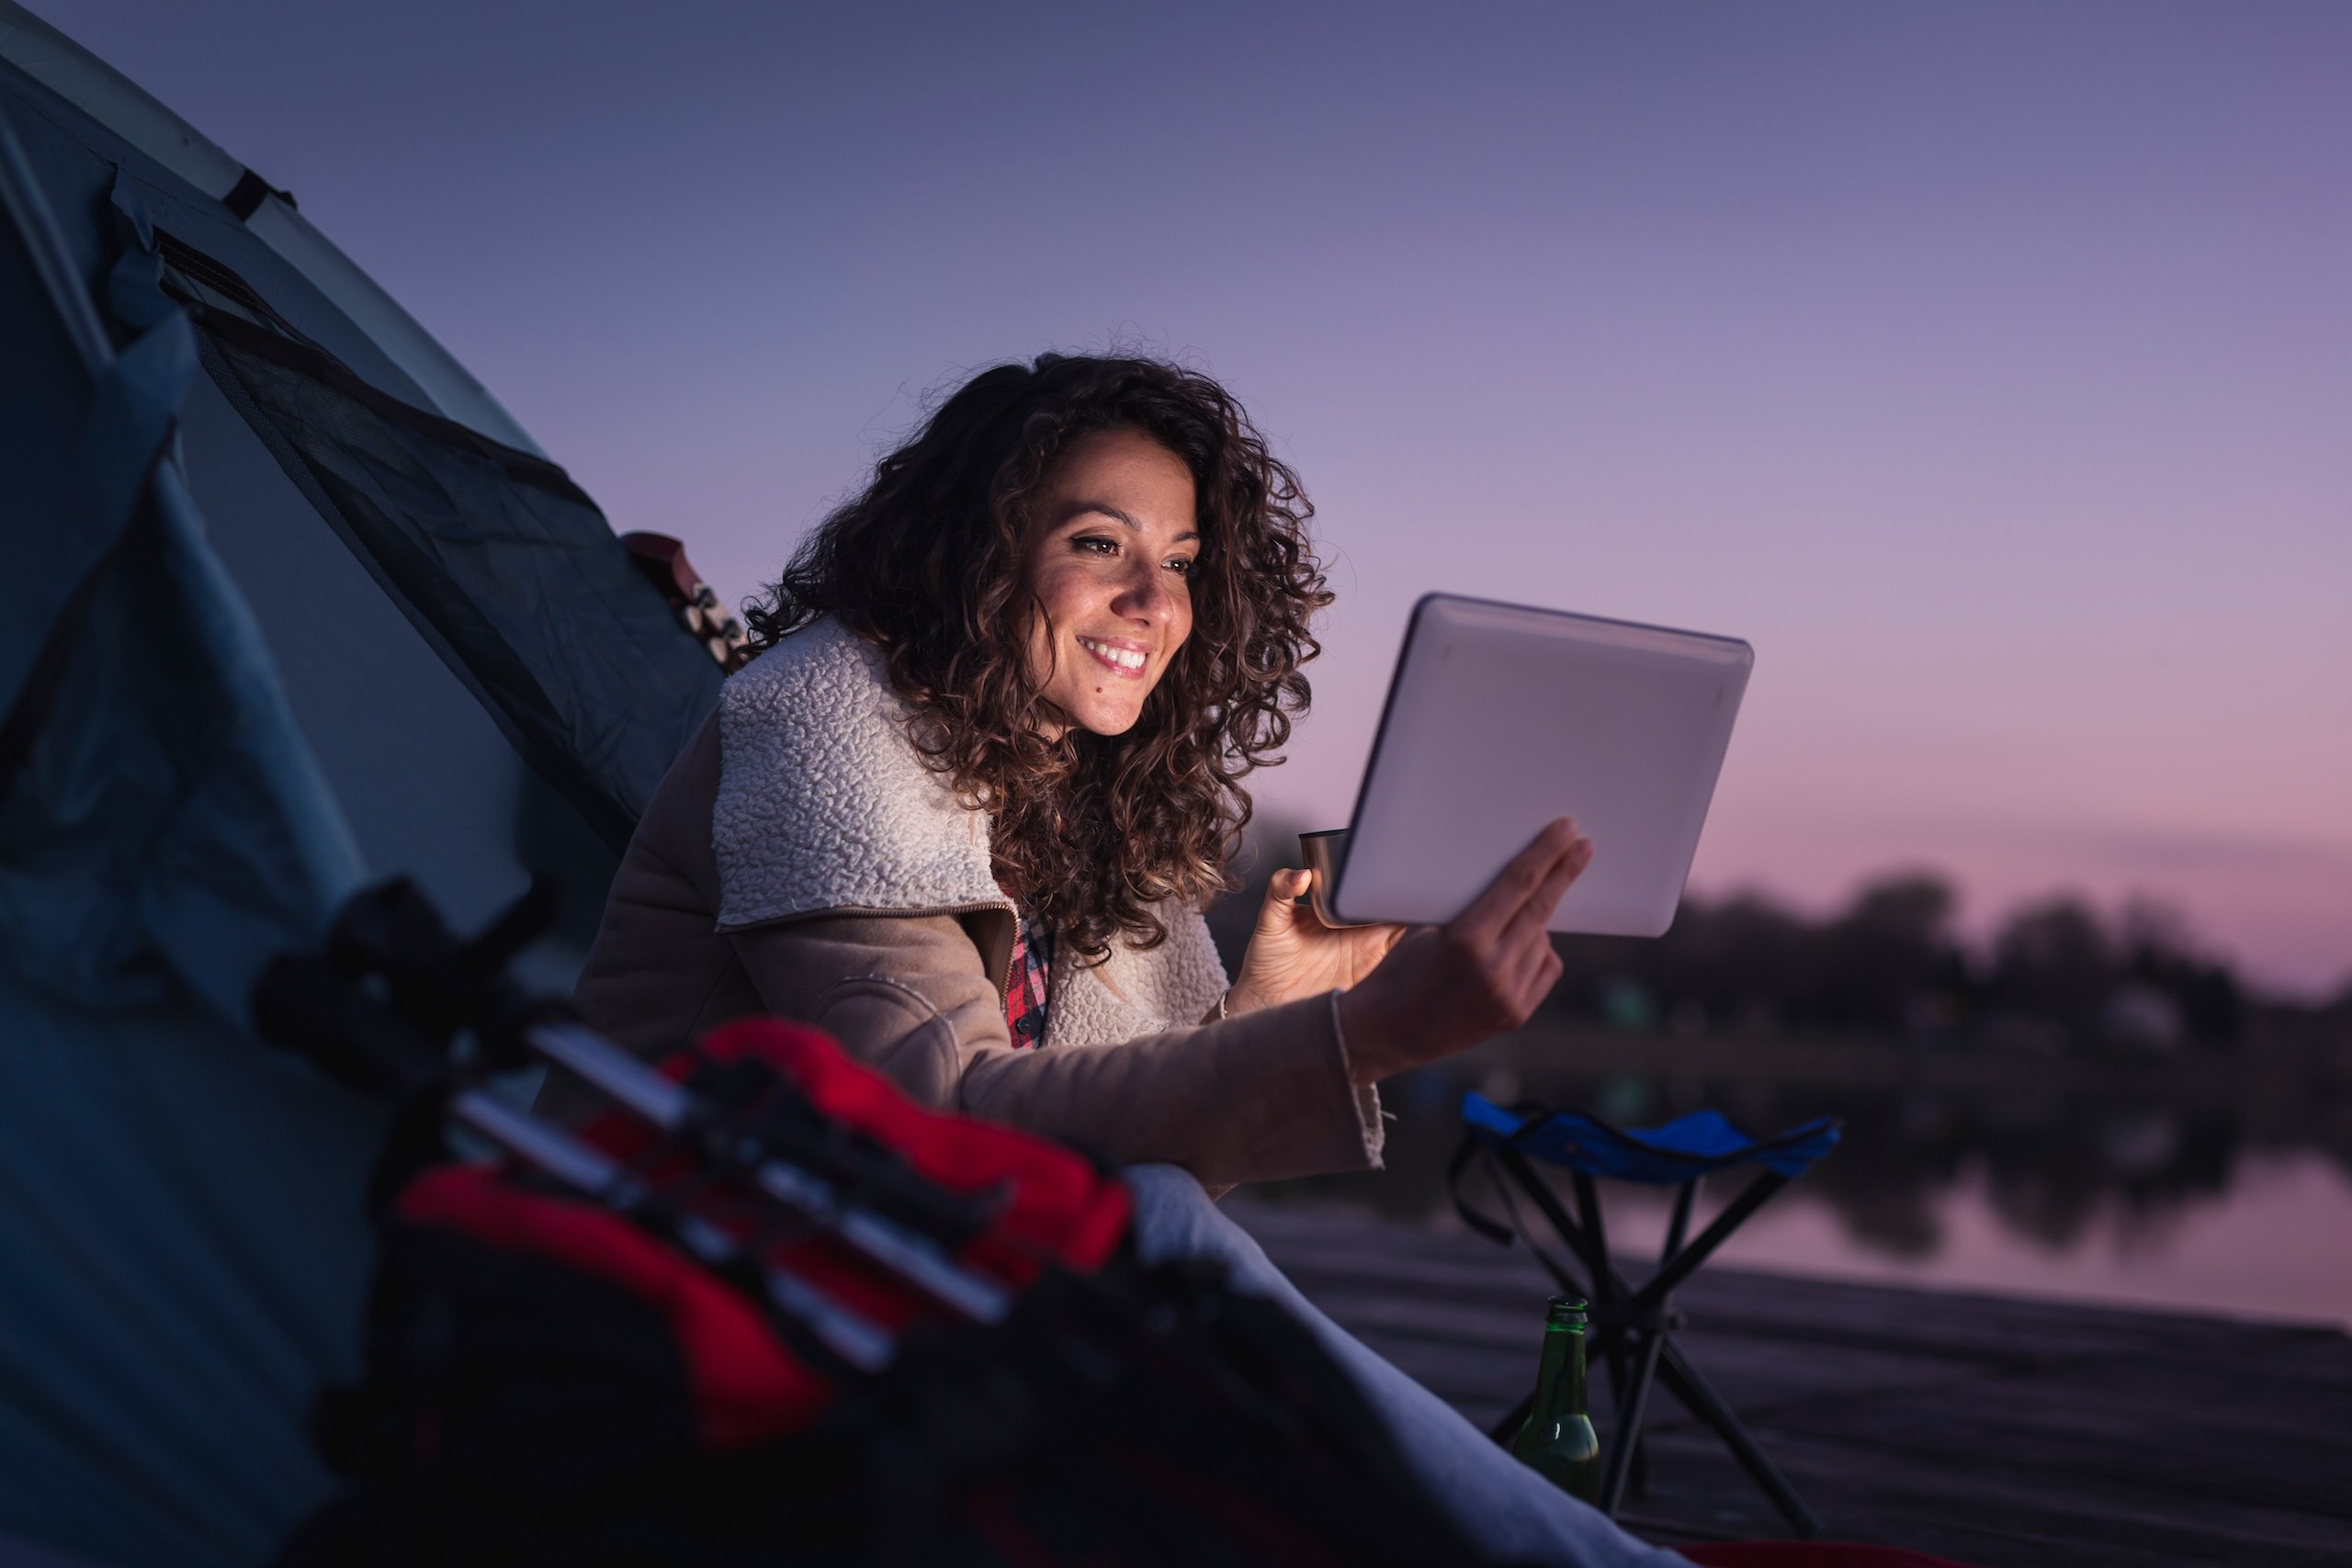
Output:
(0, 5), (724, 1561)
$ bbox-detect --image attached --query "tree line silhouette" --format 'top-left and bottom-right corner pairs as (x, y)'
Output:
(1544, 873), (2267, 1053)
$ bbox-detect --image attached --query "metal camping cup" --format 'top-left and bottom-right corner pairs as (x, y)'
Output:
(1298, 829), (1374, 929)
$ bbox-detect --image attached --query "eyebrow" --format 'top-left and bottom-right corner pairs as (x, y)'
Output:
(1055, 499), (1200, 543)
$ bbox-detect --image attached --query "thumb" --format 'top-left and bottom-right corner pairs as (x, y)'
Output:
(1260, 867), (1309, 918)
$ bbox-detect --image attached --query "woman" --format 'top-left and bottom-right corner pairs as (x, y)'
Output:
(566, 355), (1588, 1177)
(565, 354), (1673, 1566)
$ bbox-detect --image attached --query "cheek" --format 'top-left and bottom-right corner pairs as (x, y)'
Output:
(1029, 561), (1102, 627)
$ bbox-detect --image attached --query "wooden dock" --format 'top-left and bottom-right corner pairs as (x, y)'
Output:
(1225, 1197), (2352, 1567)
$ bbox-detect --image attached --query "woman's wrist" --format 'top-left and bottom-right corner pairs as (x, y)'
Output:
(1204, 986), (1251, 1026)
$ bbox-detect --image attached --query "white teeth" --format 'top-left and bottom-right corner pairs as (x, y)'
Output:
(1077, 637), (1146, 671)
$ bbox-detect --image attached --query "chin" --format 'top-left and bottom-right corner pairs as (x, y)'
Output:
(1076, 707), (1145, 738)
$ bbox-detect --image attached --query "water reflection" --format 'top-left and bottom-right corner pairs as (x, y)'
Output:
(1252, 1023), (2352, 1320)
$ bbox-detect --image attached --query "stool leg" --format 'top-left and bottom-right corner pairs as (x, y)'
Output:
(1484, 1150), (1609, 1450)
(1635, 1171), (1787, 1308)
(1656, 1341), (1821, 1537)
(1599, 1322), (1668, 1516)
(1569, 1171), (1634, 1440)
(1495, 1147), (1603, 1294)
(1662, 1180), (1696, 1260)
(1571, 1171), (1612, 1303)
(1629, 1181), (1694, 1502)
(1597, 1340), (1630, 1460)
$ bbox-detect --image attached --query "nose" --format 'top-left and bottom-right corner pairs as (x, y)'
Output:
(1107, 555), (1174, 626)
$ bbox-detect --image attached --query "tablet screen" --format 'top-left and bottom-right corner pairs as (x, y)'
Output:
(1329, 594), (1751, 938)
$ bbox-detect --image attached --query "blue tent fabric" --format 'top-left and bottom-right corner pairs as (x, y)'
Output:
(0, 52), (443, 417)
(1460, 1093), (1841, 1184)
(0, 972), (382, 1566)
(2, 173), (365, 1031)
(0, 27), (717, 857)
(192, 304), (718, 849)
(110, 171), (719, 852)
(2, 96), (381, 1565)
(0, 18), (724, 1563)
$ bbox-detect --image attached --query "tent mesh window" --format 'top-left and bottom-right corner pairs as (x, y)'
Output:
(167, 242), (718, 850)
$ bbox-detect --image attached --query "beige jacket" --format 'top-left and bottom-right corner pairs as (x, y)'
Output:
(552, 617), (1385, 1189)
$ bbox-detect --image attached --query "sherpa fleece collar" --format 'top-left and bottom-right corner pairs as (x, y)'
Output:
(712, 617), (1229, 1048)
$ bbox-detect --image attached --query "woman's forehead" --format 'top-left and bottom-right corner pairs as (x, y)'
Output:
(1037, 430), (1199, 538)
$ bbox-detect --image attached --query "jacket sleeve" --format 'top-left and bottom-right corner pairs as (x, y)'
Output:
(729, 913), (1385, 1190)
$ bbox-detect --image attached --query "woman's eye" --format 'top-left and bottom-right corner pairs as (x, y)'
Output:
(1165, 557), (1196, 578)
(1072, 536), (1118, 557)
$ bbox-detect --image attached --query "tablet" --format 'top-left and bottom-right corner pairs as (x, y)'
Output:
(1328, 593), (1751, 937)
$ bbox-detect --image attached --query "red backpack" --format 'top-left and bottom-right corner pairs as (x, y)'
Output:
(257, 881), (1510, 1567)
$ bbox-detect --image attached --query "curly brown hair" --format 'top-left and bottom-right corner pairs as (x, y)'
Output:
(742, 354), (1332, 961)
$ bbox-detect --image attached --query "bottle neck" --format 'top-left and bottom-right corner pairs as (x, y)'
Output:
(1532, 1316), (1589, 1419)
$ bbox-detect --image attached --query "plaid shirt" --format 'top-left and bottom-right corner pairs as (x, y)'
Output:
(1004, 914), (1055, 1048)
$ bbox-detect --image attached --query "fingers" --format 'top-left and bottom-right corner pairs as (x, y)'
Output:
(1498, 838), (1588, 1011)
(1348, 823), (1590, 1066)
(1473, 833), (1587, 1024)
(1518, 945), (1566, 1015)
(1498, 834), (1592, 951)
(1453, 818), (1578, 943)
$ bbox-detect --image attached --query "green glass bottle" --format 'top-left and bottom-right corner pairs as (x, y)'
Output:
(1511, 1294), (1602, 1502)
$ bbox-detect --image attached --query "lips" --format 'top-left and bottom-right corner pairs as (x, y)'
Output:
(1075, 634), (1150, 678)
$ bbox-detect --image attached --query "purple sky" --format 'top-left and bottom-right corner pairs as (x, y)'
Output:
(40, 1), (2352, 995)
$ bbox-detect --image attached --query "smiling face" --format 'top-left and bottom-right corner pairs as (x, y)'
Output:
(1021, 427), (1201, 738)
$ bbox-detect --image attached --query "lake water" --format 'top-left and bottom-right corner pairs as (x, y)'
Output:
(1451, 1149), (2352, 1326)
(1253, 1026), (2352, 1328)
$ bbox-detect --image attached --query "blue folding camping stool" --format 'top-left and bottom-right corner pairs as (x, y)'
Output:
(1453, 1096), (1841, 1535)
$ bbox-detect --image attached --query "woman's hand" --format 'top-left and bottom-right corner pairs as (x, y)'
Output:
(1334, 819), (1594, 1086)
(1225, 867), (1407, 1017)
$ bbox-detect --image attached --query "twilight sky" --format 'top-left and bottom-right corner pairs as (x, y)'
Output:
(38, 1), (2352, 994)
